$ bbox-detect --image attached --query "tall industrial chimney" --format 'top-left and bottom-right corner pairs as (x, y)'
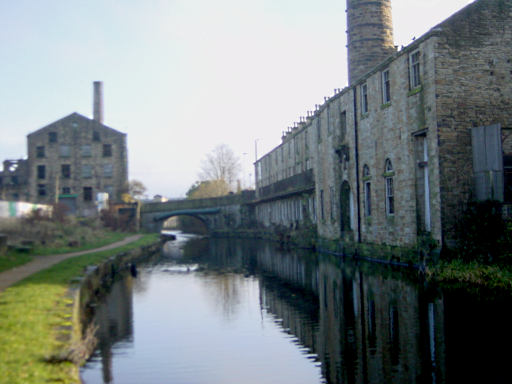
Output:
(346, 0), (395, 85)
(93, 81), (103, 124)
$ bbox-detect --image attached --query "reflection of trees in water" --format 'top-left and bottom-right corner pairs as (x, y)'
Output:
(201, 272), (245, 321)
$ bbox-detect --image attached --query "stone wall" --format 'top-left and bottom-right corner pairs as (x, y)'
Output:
(27, 113), (128, 216)
(433, 0), (512, 241)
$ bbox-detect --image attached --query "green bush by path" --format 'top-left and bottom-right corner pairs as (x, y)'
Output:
(0, 233), (159, 384)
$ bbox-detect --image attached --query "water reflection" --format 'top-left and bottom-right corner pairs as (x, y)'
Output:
(82, 235), (512, 384)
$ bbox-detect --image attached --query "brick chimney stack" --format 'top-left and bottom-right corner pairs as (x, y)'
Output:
(346, 0), (395, 85)
(93, 81), (104, 124)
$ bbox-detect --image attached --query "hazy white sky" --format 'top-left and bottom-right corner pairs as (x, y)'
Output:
(0, 0), (473, 197)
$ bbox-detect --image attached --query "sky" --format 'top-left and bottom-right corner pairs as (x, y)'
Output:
(0, 0), (474, 198)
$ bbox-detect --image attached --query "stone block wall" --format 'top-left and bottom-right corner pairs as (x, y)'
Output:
(433, 0), (512, 240)
(27, 113), (128, 216)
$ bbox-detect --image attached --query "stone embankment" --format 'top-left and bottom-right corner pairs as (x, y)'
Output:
(65, 239), (162, 368)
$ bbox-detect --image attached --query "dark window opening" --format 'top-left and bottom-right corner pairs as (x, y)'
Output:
(320, 190), (325, 220)
(36, 146), (45, 158)
(11, 176), (18, 185)
(49, 132), (58, 143)
(38, 184), (46, 196)
(62, 187), (71, 194)
(61, 164), (71, 179)
(83, 187), (93, 201)
(504, 155), (512, 202)
(383, 70), (391, 104)
(103, 144), (112, 157)
(361, 83), (368, 114)
(37, 165), (46, 179)
(93, 131), (100, 142)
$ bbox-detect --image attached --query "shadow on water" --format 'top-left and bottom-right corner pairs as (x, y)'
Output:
(82, 234), (512, 384)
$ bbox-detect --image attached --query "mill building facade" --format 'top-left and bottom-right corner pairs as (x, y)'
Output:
(0, 82), (128, 216)
(254, 0), (512, 249)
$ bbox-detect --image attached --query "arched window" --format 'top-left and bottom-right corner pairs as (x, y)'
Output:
(384, 159), (394, 215)
(363, 165), (371, 217)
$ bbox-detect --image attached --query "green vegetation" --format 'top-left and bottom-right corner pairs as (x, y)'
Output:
(0, 214), (132, 273)
(0, 233), (159, 384)
(428, 260), (512, 291)
(428, 200), (512, 291)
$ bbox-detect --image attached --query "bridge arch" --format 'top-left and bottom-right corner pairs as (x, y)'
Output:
(151, 208), (221, 233)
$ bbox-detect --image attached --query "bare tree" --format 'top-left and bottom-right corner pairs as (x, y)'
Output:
(128, 180), (147, 200)
(199, 144), (241, 189)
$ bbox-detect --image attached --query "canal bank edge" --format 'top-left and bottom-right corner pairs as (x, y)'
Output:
(63, 238), (162, 380)
(211, 228), (512, 291)
(211, 228), (432, 269)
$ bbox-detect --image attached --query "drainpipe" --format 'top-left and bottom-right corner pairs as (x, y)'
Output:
(353, 88), (362, 243)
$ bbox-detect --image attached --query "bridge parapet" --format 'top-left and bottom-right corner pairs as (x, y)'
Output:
(141, 190), (255, 214)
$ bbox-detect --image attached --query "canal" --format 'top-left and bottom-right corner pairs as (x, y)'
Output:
(81, 232), (511, 384)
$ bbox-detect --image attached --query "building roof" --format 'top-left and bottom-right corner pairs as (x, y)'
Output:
(27, 112), (126, 138)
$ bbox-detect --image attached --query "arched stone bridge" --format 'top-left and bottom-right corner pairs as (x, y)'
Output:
(140, 191), (255, 233)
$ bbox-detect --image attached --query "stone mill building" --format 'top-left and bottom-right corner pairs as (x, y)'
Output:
(254, 0), (512, 249)
(0, 82), (128, 216)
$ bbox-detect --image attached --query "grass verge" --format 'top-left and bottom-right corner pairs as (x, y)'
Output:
(427, 260), (512, 291)
(0, 231), (131, 273)
(0, 233), (159, 384)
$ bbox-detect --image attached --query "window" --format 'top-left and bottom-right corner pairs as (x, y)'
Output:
(340, 111), (347, 139)
(103, 144), (112, 157)
(37, 165), (46, 179)
(83, 187), (93, 201)
(93, 131), (100, 142)
(409, 51), (421, 89)
(363, 165), (372, 217)
(82, 164), (92, 178)
(62, 187), (71, 194)
(59, 145), (71, 158)
(81, 145), (91, 157)
(104, 185), (114, 196)
(61, 164), (71, 179)
(103, 163), (113, 178)
(361, 83), (368, 114)
(385, 159), (395, 215)
(36, 146), (45, 158)
(38, 184), (46, 196)
(382, 70), (391, 104)
(49, 132), (57, 143)
(0, 177), (2, 187)
(317, 118), (322, 144)
(320, 189), (325, 221)
(330, 186), (335, 220)
(11, 176), (18, 185)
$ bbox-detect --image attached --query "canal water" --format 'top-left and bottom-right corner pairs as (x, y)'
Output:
(81, 232), (512, 384)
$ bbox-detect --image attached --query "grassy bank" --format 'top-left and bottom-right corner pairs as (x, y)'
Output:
(427, 260), (512, 291)
(0, 233), (159, 384)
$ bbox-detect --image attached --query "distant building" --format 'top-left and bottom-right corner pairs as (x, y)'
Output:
(0, 159), (29, 201)
(0, 82), (128, 216)
(254, 0), (512, 248)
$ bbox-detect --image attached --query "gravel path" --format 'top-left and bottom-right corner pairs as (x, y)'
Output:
(0, 234), (142, 292)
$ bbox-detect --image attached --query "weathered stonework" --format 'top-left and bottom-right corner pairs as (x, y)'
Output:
(26, 112), (128, 216)
(255, 0), (512, 250)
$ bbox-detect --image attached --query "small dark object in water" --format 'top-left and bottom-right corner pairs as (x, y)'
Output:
(161, 233), (177, 241)
(130, 263), (138, 277)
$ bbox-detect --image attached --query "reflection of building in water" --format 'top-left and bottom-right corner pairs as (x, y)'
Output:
(317, 261), (445, 384)
(249, 239), (446, 384)
(259, 276), (320, 357)
(94, 277), (134, 383)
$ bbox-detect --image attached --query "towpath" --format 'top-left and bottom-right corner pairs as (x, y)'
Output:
(0, 234), (142, 292)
